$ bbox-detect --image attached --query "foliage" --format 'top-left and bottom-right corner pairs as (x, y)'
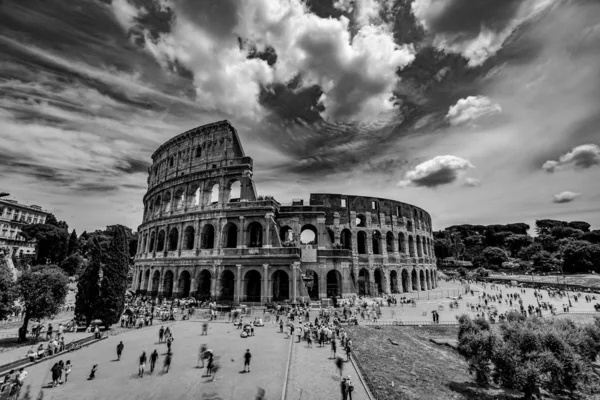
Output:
(67, 229), (79, 256)
(550, 226), (584, 240)
(582, 230), (600, 244)
(567, 221), (590, 233)
(445, 231), (465, 260)
(59, 254), (85, 276)
(505, 234), (533, 256)
(457, 314), (600, 399)
(75, 237), (102, 326)
(0, 260), (17, 320)
(517, 243), (543, 261)
(96, 226), (129, 329)
(19, 224), (69, 265)
(17, 266), (68, 341)
(534, 234), (559, 253)
(535, 219), (567, 235)
(483, 247), (508, 267)
(473, 267), (490, 277)
(563, 244), (600, 274)
(531, 250), (560, 273)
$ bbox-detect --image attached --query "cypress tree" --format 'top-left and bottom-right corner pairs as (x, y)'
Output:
(97, 225), (129, 329)
(67, 229), (79, 256)
(74, 237), (101, 326)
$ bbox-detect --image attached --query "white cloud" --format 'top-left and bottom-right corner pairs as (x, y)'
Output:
(446, 96), (502, 126)
(110, 0), (414, 123)
(542, 144), (600, 173)
(464, 177), (481, 187)
(552, 191), (581, 204)
(398, 155), (474, 188)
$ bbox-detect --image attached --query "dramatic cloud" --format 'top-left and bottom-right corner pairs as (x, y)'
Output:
(552, 191), (581, 204)
(464, 177), (481, 187)
(111, 0), (415, 122)
(398, 155), (474, 188)
(542, 144), (600, 173)
(446, 96), (502, 126)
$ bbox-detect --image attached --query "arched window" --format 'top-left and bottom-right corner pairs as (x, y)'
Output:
(149, 232), (156, 252)
(168, 228), (179, 251)
(356, 214), (366, 227)
(372, 231), (381, 254)
(357, 231), (367, 254)
(156, 230), (166, 252)
(223, 222), (238, 248)
(210, 183), (219, 204)
(398, 232), (406, 254)
(187, 184), (200, 208)
(201, 224), (215, 249)
(184, 226), (195, 250)
(228, 180), (241, 202)
(154, 197), (161, 216)
(174, 188), (185, 210)
(280, 226), (293, 245)
(162, 191), (172, 212)
(247, 221), (263, 248)
(195, 146), (202, 158)
(386, 231), (394, 253)
(341, 229), (351, 250)
(300, 224), (318, 245)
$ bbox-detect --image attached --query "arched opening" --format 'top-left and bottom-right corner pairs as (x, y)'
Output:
(300, 224), (318, 245)
(326, 270), (342, 298)
(408, 236), (415, 257)
(149, 232), (156, 252)
(356, 214), (366, 227)
(398, 233), (406, 254)
(162, 191), (172, 213)
(411, 269), (418, 291)
(196, 270), (212, 300)
(407, 220), (413, 232)
(401, 269), (409, 292)
(374, 268), (384, 295)
(146, 203), (153, 221)
(357, 231), (367, 254)
(178, 270), (191, 298)
(156, 230), (166, 252)
(341, 229), (351, 250)
(151, 271), (160, 296)
(174, 188), (185, 210)
(137, 269), (143, 291)
(141, 234), (147, 253)
(219, 270), (235, 301)
(372, 231), (382, 254)
(390, 270), (398, 293)
(143, 270), (150, 292)
(187, 184), (200, 208)
(201, 224), (215, 249)
(416, 236), (423, 257)
(184, 226), (195, 250)
(228, 180), (241, 202)
(304, 269), (319, 300)
(272, 270), (290, 301)
(154, 197), (161, 216)
(358, 268), (370, 296)
(195, 146), (202, 158)
(280, 226), (293, 245)
(247, 221), (263, 248)
(386, 232), (394, 253)
(163, 270), (174, 298)
(426, 270), (431, 290)
(168, 228), (179, 251)
(223, 222), (238, 248)
(245, 270), (262, 302)
(209, 183), (219, 204)
(420, 270), (426, 291)
(327, 228), (335, 246)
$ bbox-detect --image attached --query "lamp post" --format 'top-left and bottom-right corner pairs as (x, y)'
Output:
(0, 192), (9, 198)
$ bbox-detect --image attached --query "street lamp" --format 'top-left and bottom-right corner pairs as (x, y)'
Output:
(0, 192), (9, 198)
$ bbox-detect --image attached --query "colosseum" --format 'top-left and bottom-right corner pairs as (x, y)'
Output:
(133, 120), (438, 303)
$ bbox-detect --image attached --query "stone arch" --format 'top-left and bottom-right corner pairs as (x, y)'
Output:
(374, 268), (385, 295)
(398, 232), (406, 254)
(356, 214), (366, 227)
(326, 269), (342, 298)
(187, 183), (201, 208)
(223, 222), (238, 248)
(357, 231), (367, 254)
(219, 269), (235, 301)
(426, 269), (431, 290)
(183, 226), (195, 250)
(327, 228), (335, 246)
(201, 224), (215, 249)
(372, 231), (382, 254)
(174, 188), (185, 210)
(168, 228), (179, 251)
(149, 231), (156, 252)
(272, 270), (290, 301)
(341, 229), (351, 250)
(154, 196), (162, 216)
(390, 269), (399, 293)
(209, 183), (220, 204)
(407, 220), (413, 232)
(178, 270), (191, 298)
(386, 232), (394, 253)
(416, 236), (423, 257)
(358, 268), (370, 296)
(280, 225), (294, 244)
(196, 269), (212, 300)
(137, 268), (143, 291)
(401, 269), (410, 292)
(163, 270), (174, 298)
(228, 179), (241, 202)
(300, 224), (318, 245)
(411, 269), (418, 291)
(247, 221), (263, 248)
(408, 235), (415, 257)
(141, 234), (147, 253)
(156, 230), (166, 252)
(419, 269), (426, 291)
(162, 191), (172, 213)
(304, 269), (319, 300)
(151, 270), (160, 296)
(244, 269), (262, 302)
(195, 145), (202, 158)
(146, 202), (153, 220)
(143, 269), (150, 292)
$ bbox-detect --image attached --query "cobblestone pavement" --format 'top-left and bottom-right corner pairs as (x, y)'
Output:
(285, 335), (370, 400)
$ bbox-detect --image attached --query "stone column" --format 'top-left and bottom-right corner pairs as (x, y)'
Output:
(190, 275), (197, 299)
(264, 214), (273, 248)
(341, 262), (350, 297)
(195, 219), (201, 254)
(236, 264), (242, 302)
(292, 262), (299, 301)
(262, 264), (269, 302)
(177, 222), (184, 255)
(317, 216), (326, 250)
(238, 216), (246, 248)
(158, 276), (165, 298)
(384, 269), (391, 294)
(146, 269), (153, 294)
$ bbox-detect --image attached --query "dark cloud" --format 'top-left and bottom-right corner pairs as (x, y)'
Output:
(115, 158), (151, 174)
(73, 183), (120, 193)
(411, 168), (458, 187)
(169, 0), (239, 39)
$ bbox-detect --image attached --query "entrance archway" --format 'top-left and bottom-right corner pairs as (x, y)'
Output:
(390, 270), (398, 293)
(411, 269), (418, 291)
(163, 270), (174, 298)
(219, 270), (235, 301)
(401, 269), (409, 292)
(304, 269), (319, 300)
(178, 270), (191, 298)
(272, 270), (290, 301)
(374, 268), (384, 295)
(247, 222), (263, 248)
(357, 231), (367, 254)
(143, 270), (150, 294)
(245, 270), (262, 302)
(196, 270), (212, 300)
(420, 270), (425, 290)
(223, 222), (238, 248)
(358, 268), (370, 296)
(151, 271), (160, 296)
(326, 270), (342, 298)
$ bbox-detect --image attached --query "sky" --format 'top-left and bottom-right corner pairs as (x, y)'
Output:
(0, 0), (599, 234)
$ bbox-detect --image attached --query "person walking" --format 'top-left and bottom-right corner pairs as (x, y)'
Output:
(58, 360), (65, 384)
(64, 361), (72, 383)
(116, 341), (124, 361)
(198, 344), (207, 368)
(331, 337), (337, 359)
(88, 364), (98, 380)
(138, 352), (147, 378)
(206, 353), (214, 378)
(335, 356), (345, 378)
(51, 363), (61, 387)
(163, 352), (172, 373)
(243, 349), (252, 373)
(158, 326), (164, 343)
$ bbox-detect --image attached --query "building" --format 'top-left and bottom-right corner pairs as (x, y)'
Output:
(133, 120), (437, 302)
(0, 199), (49, 258)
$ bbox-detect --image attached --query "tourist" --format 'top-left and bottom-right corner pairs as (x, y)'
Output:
(15, 368), (27, 391)
(47, 323), (53, 340)
(331, 337), (337, 358)
(159, 326), (164, 343)
(167, 334), (174, 353)
(58, 360), (65, 384)
(206, 353), (214, 377)
(51, 362), (62, 387)
(150, 350), (159, 373)
(138, 351), (147, 378)
(202, 322), (208, 335)
(243, 349), (252, 373)
(94, 325), (101, 339)
(163, 352), (172, 373)
(198, 344), (207, 368)
(88, 364), (98, 380)
(64, 361), (72, 383)
(116, 341), (124, 361)
(335, 356), (345, 378)
(27, 347), (36, 362)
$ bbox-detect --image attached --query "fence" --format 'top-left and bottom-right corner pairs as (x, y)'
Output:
(362, 320), (459, 327)
(395, 288), (469, 301)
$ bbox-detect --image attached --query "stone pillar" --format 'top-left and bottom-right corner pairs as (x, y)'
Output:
(177, 222), (184, 255)
(317, 216), (327, 250)
(146, 269), (153, 294)
(341, 262), (350, 297)
(262, 264), (269, 302)
(210, 266), (218, 299)
(416, 269), (421, 291)
(384, 269), (391, 294)
(367, 231), (373, 255)
(236, 264), (242, 302)
(292, 262), (299, 301)
(190, 276), (197, 299)
(264, 214), (273, 248)
(158, 276), (164, 298)
(195, 219), (201, 253)
(238, 216), (246, 248)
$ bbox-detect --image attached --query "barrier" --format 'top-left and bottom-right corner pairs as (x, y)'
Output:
(362, 320), (459, 327)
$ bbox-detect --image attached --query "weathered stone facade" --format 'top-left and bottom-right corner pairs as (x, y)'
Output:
(133, 120), (437, 302)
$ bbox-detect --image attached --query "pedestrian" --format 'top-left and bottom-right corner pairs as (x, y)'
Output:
(116, 341), (124, 361)
(206, 354), (214, 377)
(88, 364), (98, 380)
(150, 350), (159, 373)
(163, 352), (172, 373)
(58, 360), (64, 384)
(341, 376), (350, 400)
(47, 323), (53, 340)
(331, 337), (337, 358)
(138, 352), (147, 378)
(335, 356), (345, 378)
(167, 335), (173, 353)
(243, 349), (252, 373)
(198, 344), (207, 368)
(15, 368), (27, 392)
(202, 322), (208, 335)
(51, 363), (61, 387)
(64, 361), (72, 383)
(159, 326), (164, 343)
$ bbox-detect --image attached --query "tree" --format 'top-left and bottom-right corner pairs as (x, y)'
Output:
(505, 234), (533, 256)
(434, 238), (451, 259)
(67, 230), (79, 256)
(562, 240), (595, 273)
(20, 224), (69, 265)
(582, 230), (600, 244)
(534, 234), (559, 253)
(550, 226), (584, 240)
(45, 213), (68, 231)
(483, 247), (508, 268)
(59, 254), (84, 276)
(17, 266), (68, 342)
(96, 226), (129, 329)
(535, 219), (567, 235)
(517, 243), (543, 261)
(75, 237), (102, 326)
(0, 260), (17, 321)
(446, 231), (466, 260)
(568, 221), (590, 233)
(531, 250), (560, 273)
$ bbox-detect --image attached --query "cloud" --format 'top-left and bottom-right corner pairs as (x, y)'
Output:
(110, 0), (415, 123)
(446, 96), (502, 125)
(464, 177), (481, 187)
(552, 191), (581, 204)
(398, 155), (474, 188)
(542, 144), (600, 173)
